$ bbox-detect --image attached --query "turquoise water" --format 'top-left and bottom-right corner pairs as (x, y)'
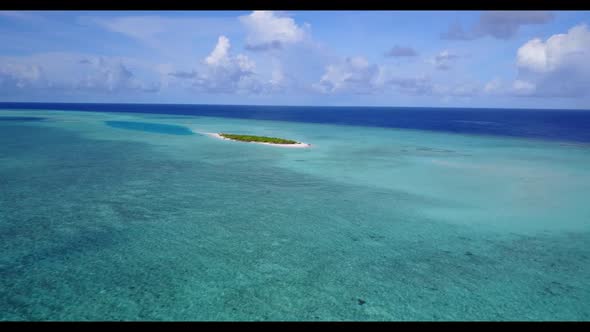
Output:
(1, 109), (589, 321)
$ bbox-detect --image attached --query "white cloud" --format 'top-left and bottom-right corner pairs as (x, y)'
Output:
(0, 53), (160, 95)
(513, 24), (590, 97)
(516, 38), (548, 72)
(76, 57), (159, 93)
(482, 24), (590, 99)
(313, 56), (480, 97)
(205, 35), (231, 66)
(239, 11), (309, 51)
(169, 35), (275, 94)
(0, 63), (46, 90)
(197, 36), (257, 93)
(313, 56), (380, 94)
(517, 24), (590, 74)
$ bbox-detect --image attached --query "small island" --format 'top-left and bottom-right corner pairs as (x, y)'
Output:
(197, 131), (311, 148)
(219, 133), (299, 144)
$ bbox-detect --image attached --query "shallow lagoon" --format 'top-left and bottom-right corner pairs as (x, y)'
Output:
(1, 109), (589, 320)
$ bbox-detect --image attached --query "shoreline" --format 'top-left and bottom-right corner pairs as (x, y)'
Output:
(194, 130), (311, 148)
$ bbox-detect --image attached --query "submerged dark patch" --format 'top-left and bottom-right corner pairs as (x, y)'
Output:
(0, 116), (46, 122)
(105, 121), (194, 136)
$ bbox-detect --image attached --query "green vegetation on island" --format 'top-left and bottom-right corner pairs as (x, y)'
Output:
(219, 133), (299, 144)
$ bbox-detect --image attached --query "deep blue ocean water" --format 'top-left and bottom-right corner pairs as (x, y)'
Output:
(2, 102), (590, 143)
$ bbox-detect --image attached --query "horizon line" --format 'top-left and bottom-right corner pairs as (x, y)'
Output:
(0, 101), (588, 112)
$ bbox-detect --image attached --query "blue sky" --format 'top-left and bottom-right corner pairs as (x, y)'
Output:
(1, 10), (590, 109)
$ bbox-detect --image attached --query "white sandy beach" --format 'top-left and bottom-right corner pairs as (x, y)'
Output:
(193, 130), (311, 148)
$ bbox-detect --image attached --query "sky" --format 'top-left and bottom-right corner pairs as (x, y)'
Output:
(1, 10), (590, 109)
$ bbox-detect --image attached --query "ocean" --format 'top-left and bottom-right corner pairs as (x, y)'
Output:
(1, 102), (589, 320)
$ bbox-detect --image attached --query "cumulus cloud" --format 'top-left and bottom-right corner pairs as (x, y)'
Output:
(76, 57), (160, 93)
(313, 56), (381, 94)
(204, 35), (232, 66)
(313, 56), (480, 97)
(0, 63), (46, 90)
(516, 38), (548, 72)
(239, 11), (309, 51)
(442, 11), (554, 40)
(194, 36), (259, 93)
(516, 24), (590, 74)
(0, 53), (160, 95)
(385, 46), (418, 57)
(512, 24), (590, 97)
(168, 35), (283, 94)
(482, 78), (539, 97)
(481, 24), (590, 99)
